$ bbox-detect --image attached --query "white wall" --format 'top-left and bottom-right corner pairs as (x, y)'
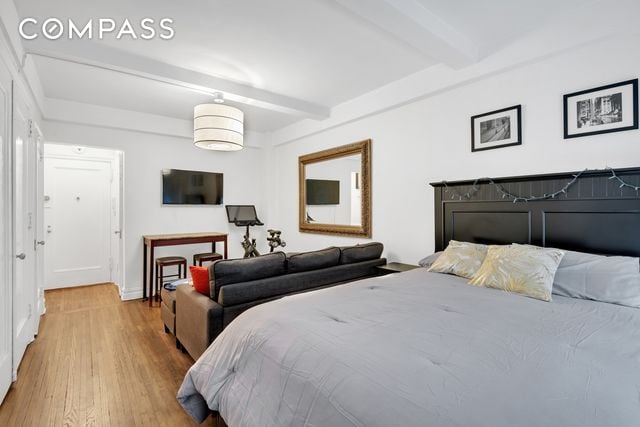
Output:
(43, 121), (268, 299)
(268, 35), (640, 265)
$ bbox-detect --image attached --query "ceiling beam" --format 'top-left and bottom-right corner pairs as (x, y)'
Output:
(23, 38), (330, 119)
(333, 0), (479, 68)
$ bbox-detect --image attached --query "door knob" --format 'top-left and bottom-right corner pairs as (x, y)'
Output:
(16, 253), (26, 260)
(37, 241), (45, 246)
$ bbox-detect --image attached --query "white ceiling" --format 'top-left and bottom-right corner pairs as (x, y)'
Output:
(33, 56), (300, 131)
(13, 0), (603, 133)
(415, 0), (595, 54)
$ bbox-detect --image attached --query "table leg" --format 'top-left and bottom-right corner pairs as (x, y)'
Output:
(223, 238), (228, 259)
(211, 241), (216, 253)
(149, 245), (155, 307)
(142, 242), (148, 302)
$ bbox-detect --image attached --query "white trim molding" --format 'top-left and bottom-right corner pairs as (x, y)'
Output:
(119, 287), (143, 301)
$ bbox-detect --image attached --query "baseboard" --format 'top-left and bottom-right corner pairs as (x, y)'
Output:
(38, 293), (46, 316)
(120, 287), (143, 301)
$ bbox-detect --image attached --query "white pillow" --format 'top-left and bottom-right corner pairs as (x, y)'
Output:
(553, 249), (640, 308)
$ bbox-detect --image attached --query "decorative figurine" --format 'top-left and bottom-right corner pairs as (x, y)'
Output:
(267, 229), (286, 252)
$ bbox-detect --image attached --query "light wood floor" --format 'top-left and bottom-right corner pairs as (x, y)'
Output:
(0, 284), (214, 426)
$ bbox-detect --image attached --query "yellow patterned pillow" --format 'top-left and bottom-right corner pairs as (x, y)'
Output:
(427, 240), (488, 279)
(468, 244), (565, 301)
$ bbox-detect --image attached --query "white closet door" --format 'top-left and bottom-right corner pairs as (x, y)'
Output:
(12, 86), (36, 378)
(0, 52), (12, 402)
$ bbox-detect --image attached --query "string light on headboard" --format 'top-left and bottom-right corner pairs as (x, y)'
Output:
(442, 167), (639, 203)
(442, 179), (481, 201)
(607, 167), (640, 192)
(493, 170), (586, 203)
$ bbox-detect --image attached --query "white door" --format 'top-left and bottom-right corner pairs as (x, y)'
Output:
(44, 158), (113, 288)
(12, 87), (36, 377)
(0, 53), (13, 402)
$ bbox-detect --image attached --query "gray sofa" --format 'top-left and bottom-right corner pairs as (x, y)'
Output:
(175, 243), (386, 359)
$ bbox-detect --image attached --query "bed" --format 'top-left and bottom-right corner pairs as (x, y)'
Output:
(178, 168), (640, 426)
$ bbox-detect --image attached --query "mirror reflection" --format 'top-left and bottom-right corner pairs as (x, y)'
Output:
(304, 154), (362, 226)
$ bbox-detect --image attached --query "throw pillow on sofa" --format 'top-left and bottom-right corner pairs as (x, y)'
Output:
(287, 247), (340, 273)
(211, 252), (287, 300)
(189, 266), (209, 296)
(340, 242), (384, 264)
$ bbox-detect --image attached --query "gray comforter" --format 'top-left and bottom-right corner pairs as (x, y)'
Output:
(177, 269), (640, 426)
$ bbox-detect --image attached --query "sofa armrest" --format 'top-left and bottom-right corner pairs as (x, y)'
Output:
(175, 285), (223, 360)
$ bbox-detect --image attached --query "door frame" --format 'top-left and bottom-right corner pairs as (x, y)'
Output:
(0, 52), (13, 403)
(43, 144), (125, 293)
(33, 123), (45, 322)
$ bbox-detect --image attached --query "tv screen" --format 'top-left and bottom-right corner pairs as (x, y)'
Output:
(306, 179), (340, 205)
(162, 169), (223, 205)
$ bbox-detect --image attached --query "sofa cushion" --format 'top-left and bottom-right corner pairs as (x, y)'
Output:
(210, 252), (287, 300)
(160, 302), (176, 334)
(160, 287), (177, 312)
(340, 242), (384, 264)
(287, 247), (340, 273)
(218, 257), (386, 307)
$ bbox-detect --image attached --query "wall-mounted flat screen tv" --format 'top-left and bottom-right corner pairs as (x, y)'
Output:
(162, 169), (223, 205)
(306, 179), (340, 205)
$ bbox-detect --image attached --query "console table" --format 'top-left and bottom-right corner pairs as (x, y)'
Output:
(142, 232), (228, 306)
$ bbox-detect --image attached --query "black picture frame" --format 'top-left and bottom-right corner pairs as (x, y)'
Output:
(563, 79), (638, 139)
(471, 105), (522, 152)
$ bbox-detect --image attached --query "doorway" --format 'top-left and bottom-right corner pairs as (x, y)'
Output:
(43, 144), (123, 290)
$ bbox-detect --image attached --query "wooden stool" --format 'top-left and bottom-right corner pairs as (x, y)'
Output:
(193, 252), (223, 266)
(155, 256), (187, 302)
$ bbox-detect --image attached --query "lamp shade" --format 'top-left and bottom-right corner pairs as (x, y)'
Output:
(194, 104), (244, 151)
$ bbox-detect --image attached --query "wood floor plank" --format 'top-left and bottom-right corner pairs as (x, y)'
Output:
(0, 284), (213, 426)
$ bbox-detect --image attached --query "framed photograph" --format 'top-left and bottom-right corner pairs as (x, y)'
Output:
(564, 79), (638, 139)
(471, 105), (522, 152)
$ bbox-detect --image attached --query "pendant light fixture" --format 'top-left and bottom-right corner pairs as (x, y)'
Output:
(194, 93), (244, 151)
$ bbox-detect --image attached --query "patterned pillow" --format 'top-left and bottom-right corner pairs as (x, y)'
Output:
(427, 241), (488, 279)
(469, 244), (565, 301)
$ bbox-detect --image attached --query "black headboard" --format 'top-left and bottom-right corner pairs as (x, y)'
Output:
(430, 167), (640, 257)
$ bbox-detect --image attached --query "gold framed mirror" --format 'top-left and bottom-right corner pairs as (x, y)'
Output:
(299, 139), (371, 237)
